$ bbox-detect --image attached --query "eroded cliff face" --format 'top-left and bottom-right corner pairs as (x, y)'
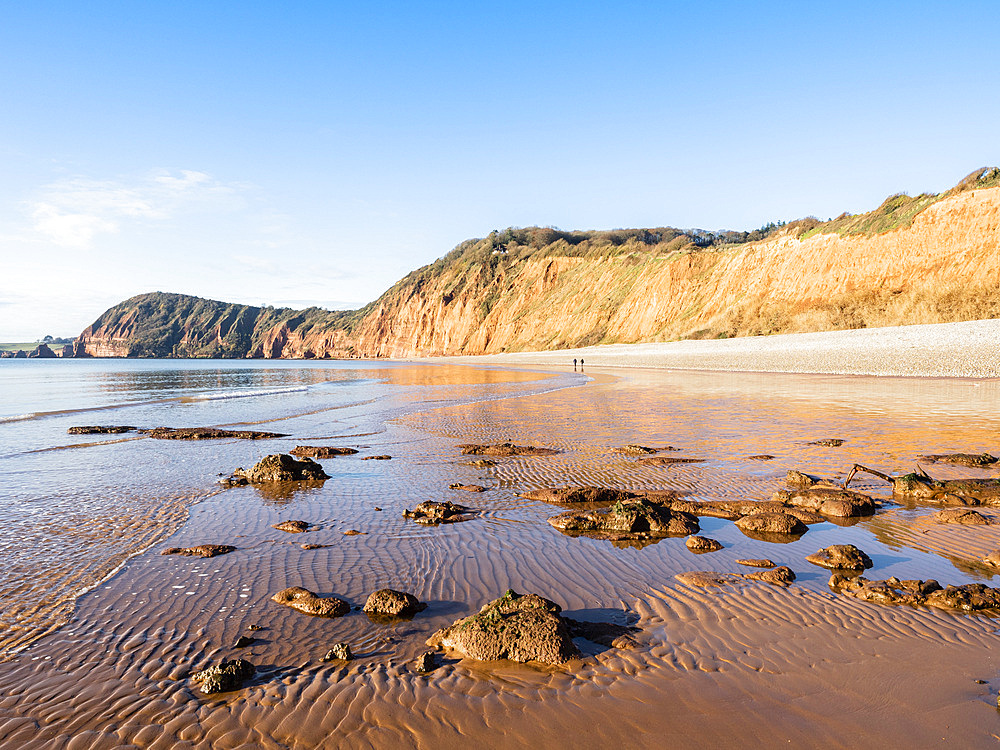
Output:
(76, 186), (1000, 359)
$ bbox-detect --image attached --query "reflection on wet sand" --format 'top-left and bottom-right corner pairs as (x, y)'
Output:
(3, 364), (1000, 747)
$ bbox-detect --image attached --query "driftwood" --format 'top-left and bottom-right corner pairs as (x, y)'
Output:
(845, 464), (1000, 505)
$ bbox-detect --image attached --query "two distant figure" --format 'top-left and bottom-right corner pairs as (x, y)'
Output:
(573, 358), (584, 371)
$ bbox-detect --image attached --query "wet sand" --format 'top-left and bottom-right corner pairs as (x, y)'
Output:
(3, 364), (1000, 748)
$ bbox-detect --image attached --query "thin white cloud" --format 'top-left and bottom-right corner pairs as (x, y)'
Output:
(24, 170), (246, 248)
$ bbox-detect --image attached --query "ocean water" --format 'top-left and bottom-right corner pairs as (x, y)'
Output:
(0, 358), (570, 656)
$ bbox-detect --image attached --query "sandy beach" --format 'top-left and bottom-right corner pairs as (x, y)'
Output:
(453, 319), (1000, 378)
(2, 356), (1000, 748)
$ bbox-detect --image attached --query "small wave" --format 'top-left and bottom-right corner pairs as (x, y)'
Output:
(0, 413), (41, 424)
(186, 386), (308, 402)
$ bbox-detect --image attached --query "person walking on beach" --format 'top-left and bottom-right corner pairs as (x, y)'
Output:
(580, 358), (584, 370)
(573, 358), (577, 371)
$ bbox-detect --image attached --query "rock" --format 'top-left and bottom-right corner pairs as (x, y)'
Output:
(734, 512), (807, 536)
(12, 350), (26, 358)
(743, 566), (796, 586)
(143, 427), (287, 440)
(635, 456), (705, 465)
(427, 590), (580, 665)
(747, 454), (775, 460)
(362, 455), (392, 460)
(462, 459), (496, 467)
(234, 454), (329, 482)
(363, 588), (427, 619)
(806, 544), (873, 570)
(613, 444), (678, 454)
(685, 535), (723, 553)
(161, 544), (236, 558)
(736, 559), (776, 568)
(272, 520), (311, 533)
(246, 624), (262, 631)
(290, 446), (358, 457)
(301, 543), (330, 550)
(785, 470), (842, 490)
(677, 567), (794, 588)
(983, 549), (1000, 567)
(343, 529), (365, 535)
(935, 508), (992, 525)
(522, 486), (637, 504)
(458, 443), (560, 456)
(548, 499), (699, 541)
(830, 574), (1000, 612)
(413, 651), (437, 672)
(675, 571), (742, 588)
(191, 659), (255, 694)
(234, 635), (255, 648)
(808, 438), (845, 446)
(449, 483), (486, 492)
(918, 453), (999, 468)
(28, 344), (57, 358)
(322, 643), (353, 661)
(68, 425), (137, 435)
(772, 488), (877, 518)
(403, 501), (471, 524)
(270, 587), (349, 617)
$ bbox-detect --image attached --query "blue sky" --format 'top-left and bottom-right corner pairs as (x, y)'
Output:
(1, 1), (998, 339)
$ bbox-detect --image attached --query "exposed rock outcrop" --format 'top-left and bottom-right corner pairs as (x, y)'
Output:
(771, 487), (877, 518)
(144, 427), (287, 440)
(233, 454), (329, 483)
(427, 590), (580, 665)
(459, 443), (560, 456)
(363, 589), (427, 619)
(806, 544), (873, 570)
(272, 520), (311, 533)
(830, 574), (1000, 612)
(522, 486), (637, 505)
(935, 508), (993, 525)
(403, 501), (472, 524)
(917, 453), (998, 468)
(548, 499), (699, 541)
(68, 425), (137, 435)
(161, 544), (236, 558)
(271, 587), (350, 617)
(191, 659), (255, 694)
(686, 536), (723, 553)
(290, 446), (359, 457)
(734, 512), (808, 537)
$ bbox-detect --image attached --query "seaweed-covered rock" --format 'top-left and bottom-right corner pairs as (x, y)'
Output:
(808, 438), (845, 447)
(734, 512), (807, 536)
(806, 544), (873, 571)
(736, 559), (776, 568)
(785, 470), (842, 490)
(161, 544), (236, 558)
(685, 535), (723, 553)
(459, 443), (560, 456)
(270, 587), (349, 617)
(144, 427), (287, 440)
(772, 487), (877, 518)
(363, 589), (427, 619)
(361, 455), (392, 460)
(935, 508), (993, 525)
(68, 425), (136, 435)
(548, 499), (699, 540)
(427, 590), (580, 665)
(747, 454), (775, 461)
(918, 453), (999, 468)
(272, 520), (311, 533)
(290, 445), (359, 457)
(322, 643), (353, 661)
(449, 483), (486, 492)
(522, 486), (637, 505)
(403, 501), (471, 524)
(191, 659), (256, 694)
(830, 574), (1000, 612)
(613, 444), (678, 454)
(635, 456), (705, 466)
(233, 454), (329, 483)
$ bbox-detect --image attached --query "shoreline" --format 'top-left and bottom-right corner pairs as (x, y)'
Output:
(441, 318), (1000, 379)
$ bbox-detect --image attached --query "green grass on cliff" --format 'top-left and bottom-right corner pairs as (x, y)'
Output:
(800, 167), (1000, 239)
